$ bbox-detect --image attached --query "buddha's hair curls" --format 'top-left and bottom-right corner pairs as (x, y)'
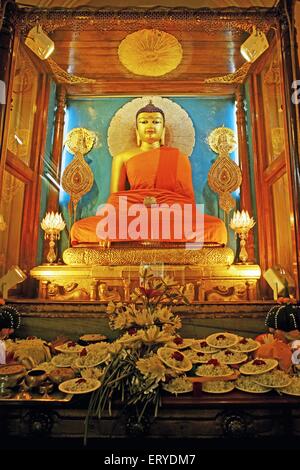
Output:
(136, 101), (165, 123)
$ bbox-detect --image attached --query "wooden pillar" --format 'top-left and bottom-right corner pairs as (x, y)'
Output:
(279, 1), (300, 295)
(294, 1), (300, 60)
(46, 85), (66, 213)
(42, 86), (66, 261)
(0, 0), (16, 192)
(235, 85), (255, 262)
(52, 85), (66, 182)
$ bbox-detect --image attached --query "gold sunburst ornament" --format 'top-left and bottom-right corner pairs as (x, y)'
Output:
(64, 127), (95, 155)
(207, 127), (242, 213)
(118, 29), (183, 77)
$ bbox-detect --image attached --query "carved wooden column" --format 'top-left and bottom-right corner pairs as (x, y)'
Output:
(52, 85), (66, 182)
(42, 86), (66, 261)
(0, 0), (16, 190)
(280, 4), (300, 295)
(235, 86), (255, 262)
(46, 85), (66, 212)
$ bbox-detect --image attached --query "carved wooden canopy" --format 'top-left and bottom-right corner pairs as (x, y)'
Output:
(12, 6), (279, 95)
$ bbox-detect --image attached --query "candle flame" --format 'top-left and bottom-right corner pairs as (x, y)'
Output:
(41, 211), (65, 231)
(229, 210), (255, 230)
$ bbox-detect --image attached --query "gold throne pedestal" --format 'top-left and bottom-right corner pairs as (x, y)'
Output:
(30, 242), (261, 302)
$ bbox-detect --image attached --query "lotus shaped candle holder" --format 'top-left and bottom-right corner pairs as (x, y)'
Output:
(230, 210), (255, 263)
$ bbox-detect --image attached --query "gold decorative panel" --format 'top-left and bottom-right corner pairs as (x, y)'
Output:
(62, 246), (235, 266)
(62, 128), (95, 221)
(207, 127), (242, 213)
(30, 262), (261, 302)
(15, 9), (278, 36)
(204, 62), (252, 84)
(46, 58), (97, 84)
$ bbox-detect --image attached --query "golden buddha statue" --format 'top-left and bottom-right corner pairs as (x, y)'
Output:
(70, 102), (227, 246)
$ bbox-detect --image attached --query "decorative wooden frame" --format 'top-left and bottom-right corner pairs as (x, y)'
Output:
(249, 31), (299, 296)
(0, 38), (51, 273)
(1, 5), (299, 302)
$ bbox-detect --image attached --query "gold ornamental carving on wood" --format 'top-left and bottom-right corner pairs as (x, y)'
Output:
(204, 62), (252, 85)
(207, 127), (242, 213)
(46, 58), (97, 85)
(15, 9), (278, 36)
(62, 246), (235, 266)
(62, 128), (96, 222)
(118, 29), (183, 77)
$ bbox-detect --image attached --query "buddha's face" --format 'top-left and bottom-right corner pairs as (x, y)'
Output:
(136, 112), (165, 145)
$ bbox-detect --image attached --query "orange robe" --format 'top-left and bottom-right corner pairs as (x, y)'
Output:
(255, 336), (292, 372)
(71, 147), (227, 245)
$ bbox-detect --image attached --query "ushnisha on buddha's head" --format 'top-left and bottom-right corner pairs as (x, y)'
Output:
(135, 102), (166, 148)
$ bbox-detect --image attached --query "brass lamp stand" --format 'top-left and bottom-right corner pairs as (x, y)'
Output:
(41, 212), (65, 264)
(230, 210), (255, 264)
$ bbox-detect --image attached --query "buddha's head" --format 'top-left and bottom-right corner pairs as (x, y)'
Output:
(136, 102), (165, 147)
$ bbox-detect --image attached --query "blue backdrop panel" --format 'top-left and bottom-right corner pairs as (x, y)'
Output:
(59, 96), (238, 251)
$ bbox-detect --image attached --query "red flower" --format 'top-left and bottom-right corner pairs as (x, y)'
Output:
(252, 359), (266, 366)
(207, 359), (220, 367)
(216, 334), (226, 340)
(239, 338), (248, 344)
(67, 341), (77, 348)
(173, 337), (184, 345)
(76, 378), (86, 384)
(139, 287), (162, 298)
(165, 374), (173, 383)
(128, 328), (138, 336)
(197, 352), (205, 357)
(225, 350), (233, 356)
(171, 351), (184, 362)
(200, 341), (207, 347)
(80, 348), (88, 356)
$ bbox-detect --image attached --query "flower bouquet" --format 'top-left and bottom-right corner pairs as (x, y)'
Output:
(84, 267), (191, 441)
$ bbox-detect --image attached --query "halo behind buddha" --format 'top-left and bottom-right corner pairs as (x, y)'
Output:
(107, 96), (195, 158)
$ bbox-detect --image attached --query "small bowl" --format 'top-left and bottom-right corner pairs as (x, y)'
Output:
(25, 369), (48, 388)
(0, 364), (26, 388)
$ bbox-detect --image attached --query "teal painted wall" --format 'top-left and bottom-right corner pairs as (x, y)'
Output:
(59, 96), (239, 251)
